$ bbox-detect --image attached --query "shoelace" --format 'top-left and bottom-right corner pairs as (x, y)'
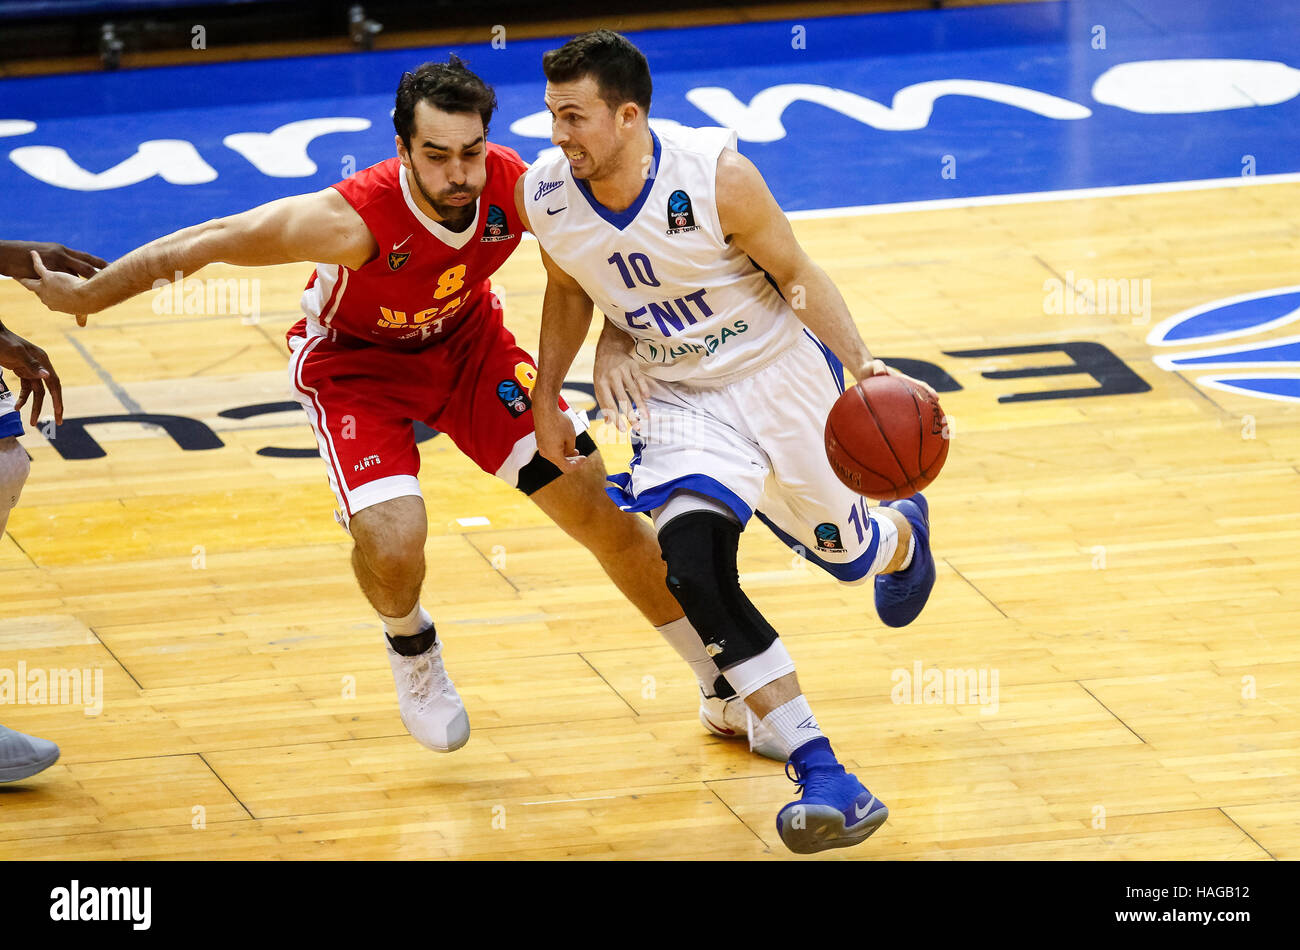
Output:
(785, 759), (804, 788)
(400, 650), (454, 710)
(784, 759), (846, 798)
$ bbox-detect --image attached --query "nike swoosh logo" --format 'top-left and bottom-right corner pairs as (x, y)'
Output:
(854, 800), (877, 820)
(392, 235), (413, 250)
(546, 207), (566, 215)
(702, 714), (737, 736)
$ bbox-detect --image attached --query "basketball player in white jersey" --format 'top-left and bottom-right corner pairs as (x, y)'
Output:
(524, 31), (938, 853)
(1, 238), (104, 782)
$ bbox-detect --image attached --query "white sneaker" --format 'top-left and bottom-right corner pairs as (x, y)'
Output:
(698, 689), (785, 761)
(384, 633), (470, 752)
(0, 724), (60, 782)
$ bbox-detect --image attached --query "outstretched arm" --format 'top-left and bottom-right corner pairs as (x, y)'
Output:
(716, 148), (934, 394)
(19, 187), (377, 324)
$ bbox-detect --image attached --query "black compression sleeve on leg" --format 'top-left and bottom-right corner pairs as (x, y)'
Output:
(516, 430), (598, 495)
(657, 510), (780, 668)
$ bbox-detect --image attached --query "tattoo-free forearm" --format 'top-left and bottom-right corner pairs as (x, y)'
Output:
(782, 261), (875, 378)
(533, 281), (595, 401)
(76, 222), (220, 314)
(594, 316), (633, 363)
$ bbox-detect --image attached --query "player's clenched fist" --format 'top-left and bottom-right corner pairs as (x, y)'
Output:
(533, 402), (584, 471)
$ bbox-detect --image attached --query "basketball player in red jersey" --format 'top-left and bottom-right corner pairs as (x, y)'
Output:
(21, 57), (770, 756)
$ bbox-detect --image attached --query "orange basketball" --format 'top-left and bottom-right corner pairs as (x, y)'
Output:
(824, 375), (949, 500)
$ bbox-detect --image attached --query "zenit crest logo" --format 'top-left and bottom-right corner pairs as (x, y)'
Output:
(666, 190), (697, 234)
(481, 204), (514, 243)
(1148, 286), (1300, 403)
(814, 522), (846, 553)
(497, 379), (532, 417)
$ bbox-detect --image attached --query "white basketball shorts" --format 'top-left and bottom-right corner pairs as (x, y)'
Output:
(606, 329), (894, 582)
(0, 371), (22, 438)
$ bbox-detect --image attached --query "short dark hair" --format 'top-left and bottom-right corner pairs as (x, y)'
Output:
(393, 54), (497, 145)
(542, 30), (651, 114)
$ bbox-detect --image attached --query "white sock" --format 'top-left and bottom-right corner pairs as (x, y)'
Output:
(655, 616), (720, 694)
(760, 695), (825, 760)
(899, 535), (915, 571)
(379, 602), (432, 638)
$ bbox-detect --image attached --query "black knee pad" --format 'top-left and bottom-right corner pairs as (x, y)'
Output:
(657, 511), (779, 669)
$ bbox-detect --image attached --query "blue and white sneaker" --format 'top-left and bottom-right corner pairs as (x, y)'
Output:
(0, 724), (60, 783)
(874, 493), (935, 628)
(775, 737), (888, 854)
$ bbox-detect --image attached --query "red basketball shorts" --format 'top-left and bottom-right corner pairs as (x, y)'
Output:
(287, 299), (588, 525)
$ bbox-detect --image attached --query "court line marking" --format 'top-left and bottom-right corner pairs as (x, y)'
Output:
(63, 330), (144, 414)
(88, 624), (143, 691)
(785, 172), (1300, 220)
(520, 795), (619, 806)
(943, 557), (1008, 619)
(198, 750), (256, 820)
(4, 530), (38, 568)
(1077, 681), (1147, 745)
(704, 783), (770, 847)
(1218, 807), (1276, 860)
(463, 533), (520, 594)
(580, 652), (641, 717)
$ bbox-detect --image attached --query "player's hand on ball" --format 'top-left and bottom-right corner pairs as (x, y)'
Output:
(593, 346), (649, 434)
(859, 358), (938, 400)
(17, 251), (94, 326)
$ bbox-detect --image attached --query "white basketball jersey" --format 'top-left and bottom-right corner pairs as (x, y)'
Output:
(524, 125), (802, 385)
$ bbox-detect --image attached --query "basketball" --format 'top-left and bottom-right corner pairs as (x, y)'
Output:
(824, 375), (949, 500)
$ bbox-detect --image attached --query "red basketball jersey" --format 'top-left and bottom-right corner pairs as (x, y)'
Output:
(294, 145), (528, 349)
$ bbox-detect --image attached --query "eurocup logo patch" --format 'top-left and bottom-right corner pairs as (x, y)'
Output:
(1148, 286), (1300, 403)
(666, 189), (697, 234)
(481, 204), (514, 242)
(497, 379), (531, 417)
(815, 522), (846, 553)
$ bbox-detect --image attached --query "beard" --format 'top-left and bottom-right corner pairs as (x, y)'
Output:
(411, 170), (479, 231)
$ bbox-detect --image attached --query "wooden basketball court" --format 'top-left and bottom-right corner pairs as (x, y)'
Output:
(2, 166), (1297, 858)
